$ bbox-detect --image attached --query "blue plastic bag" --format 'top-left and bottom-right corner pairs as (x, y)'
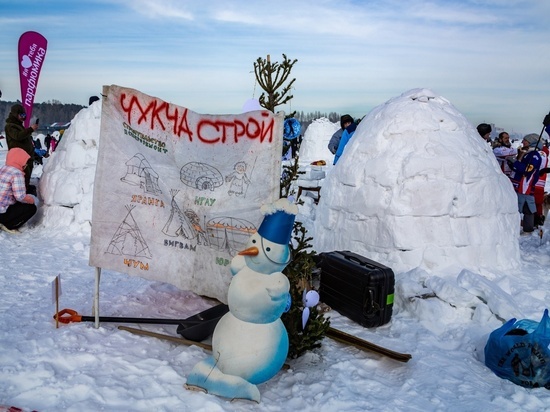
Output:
(485, 309), (550, 389)
(283, 118), (301, 140)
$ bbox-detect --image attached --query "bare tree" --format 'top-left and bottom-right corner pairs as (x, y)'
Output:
(253, 54), (297, 113)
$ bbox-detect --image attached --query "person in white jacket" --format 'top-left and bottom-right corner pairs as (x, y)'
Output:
(492, 132), (516, 177)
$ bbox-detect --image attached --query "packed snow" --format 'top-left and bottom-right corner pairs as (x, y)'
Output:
(313, 89), (520, 276)
(1, 89), (549, 411)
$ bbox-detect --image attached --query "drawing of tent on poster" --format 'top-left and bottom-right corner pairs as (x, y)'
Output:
(121, 153), (162, 195)
(164, 190), (191, 237)
(106, 205), (152, 258)
(163, 190), (209, 245)
(206, 216), (256, 255)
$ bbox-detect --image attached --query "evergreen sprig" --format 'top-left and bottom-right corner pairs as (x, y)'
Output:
(282, 221), (331, 359)
(253, 53), (330, 358)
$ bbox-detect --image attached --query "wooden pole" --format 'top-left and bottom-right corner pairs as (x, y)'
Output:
(94, 267), (101, 328)
(55, 277), (59, 329)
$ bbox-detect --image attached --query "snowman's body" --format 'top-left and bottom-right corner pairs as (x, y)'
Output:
(211, 311), (288, 384)
(186, 223), (293, 402)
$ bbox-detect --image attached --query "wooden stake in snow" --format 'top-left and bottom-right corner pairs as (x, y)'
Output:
(51, 275), (62, 329)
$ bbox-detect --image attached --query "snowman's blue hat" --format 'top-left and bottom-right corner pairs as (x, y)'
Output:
(257, 198), (298, 245)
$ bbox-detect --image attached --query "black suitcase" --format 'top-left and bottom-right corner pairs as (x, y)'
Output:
(319, 250), (395, 328)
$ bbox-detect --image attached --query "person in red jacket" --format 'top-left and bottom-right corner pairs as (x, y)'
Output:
(534, 126), (550, 226)
(0, 147), (39, 233)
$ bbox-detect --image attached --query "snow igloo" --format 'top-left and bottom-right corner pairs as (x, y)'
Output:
(298, 117), (339, 165)
(313, 88), (521, 275)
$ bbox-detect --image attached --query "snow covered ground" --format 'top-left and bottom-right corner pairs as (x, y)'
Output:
(1, 93), (550, 411)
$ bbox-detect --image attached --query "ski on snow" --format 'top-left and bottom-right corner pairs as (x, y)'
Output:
(118, 325), (412, 363)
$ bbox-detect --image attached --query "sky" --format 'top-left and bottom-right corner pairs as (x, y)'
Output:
(1, 0), (550, 134)
(1, 92), (550, 410)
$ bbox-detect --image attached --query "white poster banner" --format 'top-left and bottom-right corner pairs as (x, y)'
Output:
(89, 85), (283, 302)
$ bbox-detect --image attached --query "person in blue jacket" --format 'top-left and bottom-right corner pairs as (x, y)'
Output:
(328, 114), (353, 154)
(508, 133), (543, 233)
(333, 118), (357, 165)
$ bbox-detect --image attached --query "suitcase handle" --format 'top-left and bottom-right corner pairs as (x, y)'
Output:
(363, 289), (381, 318)
(345, 254), (362, 265)
(344, 253), (376, 270)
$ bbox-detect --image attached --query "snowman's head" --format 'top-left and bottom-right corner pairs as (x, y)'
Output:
(238, 232), (291, 274)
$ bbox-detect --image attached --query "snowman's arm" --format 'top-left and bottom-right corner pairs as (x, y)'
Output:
(265, 272), (291, 301)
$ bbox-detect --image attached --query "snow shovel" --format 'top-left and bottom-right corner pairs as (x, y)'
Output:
(175, 303), (229, 341)
(54, 308), (192, 325)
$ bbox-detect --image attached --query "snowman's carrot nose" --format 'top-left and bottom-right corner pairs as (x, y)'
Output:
(239, 246), (259, 256)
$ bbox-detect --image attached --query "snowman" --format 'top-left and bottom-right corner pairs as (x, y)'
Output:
(186, 198), (298, 402)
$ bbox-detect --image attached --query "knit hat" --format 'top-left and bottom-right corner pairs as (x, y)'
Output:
(523, 133), (543, 150)
(476, 123), (492, 137)
(10, 104), (25, 116)
(340, 114), (354, 129)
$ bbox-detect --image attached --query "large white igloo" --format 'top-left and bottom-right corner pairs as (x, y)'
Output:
(313, 88), (520, 275)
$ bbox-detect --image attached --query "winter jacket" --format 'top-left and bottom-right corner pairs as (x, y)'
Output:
(493, 145), (516, 177)
(328, 128), (343, 155)
(333, 122), (357, 165)
(509, 149), (543, 196)
(0, 148), (35, 213)
(5, 111), (35, 158)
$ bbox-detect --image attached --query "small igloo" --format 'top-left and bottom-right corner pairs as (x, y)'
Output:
(298, 117), (339, 165)
(313, 88), (520, 275)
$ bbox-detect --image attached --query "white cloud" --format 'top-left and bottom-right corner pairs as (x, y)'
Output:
(120, 0), (194, 20)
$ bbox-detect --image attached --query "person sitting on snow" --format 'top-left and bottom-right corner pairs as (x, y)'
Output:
(0, 147), (39, 233)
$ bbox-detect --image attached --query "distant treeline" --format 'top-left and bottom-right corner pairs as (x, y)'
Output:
(293, 111), (341, 134)
(0, 99), (340, 136)
(0, 100), (85, 134)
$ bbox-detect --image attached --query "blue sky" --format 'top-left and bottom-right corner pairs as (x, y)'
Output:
(1, 0), (549, 134)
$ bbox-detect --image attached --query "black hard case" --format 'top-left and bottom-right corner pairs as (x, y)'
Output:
(319, 250), (395, 328)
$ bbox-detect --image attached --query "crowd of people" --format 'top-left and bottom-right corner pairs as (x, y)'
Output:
(475, 121), (550, 233)
(32, 132), (60, 165)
